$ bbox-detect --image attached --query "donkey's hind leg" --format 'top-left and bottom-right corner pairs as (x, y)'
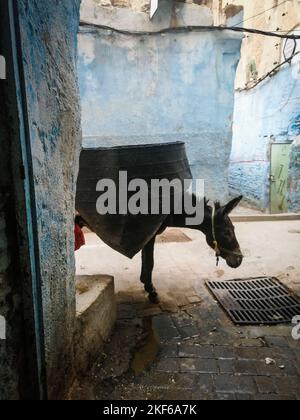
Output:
(140, 236), (159, 304)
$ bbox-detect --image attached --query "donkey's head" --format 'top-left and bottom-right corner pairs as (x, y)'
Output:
(205, 196), (243, 269)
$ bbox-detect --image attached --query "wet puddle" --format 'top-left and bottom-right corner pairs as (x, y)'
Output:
(131, 318), (160, 375)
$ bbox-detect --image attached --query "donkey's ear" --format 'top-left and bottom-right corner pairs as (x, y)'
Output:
(223, 196), (243, 215)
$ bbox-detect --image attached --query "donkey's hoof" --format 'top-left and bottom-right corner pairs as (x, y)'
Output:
(148, 292), (160, 304)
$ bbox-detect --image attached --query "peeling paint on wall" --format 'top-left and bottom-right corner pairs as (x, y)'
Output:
(212, 0), (300, 90)
(289, 113), (300, 137)
(288, 137), (300, 213)
(17, 0), (82, 399)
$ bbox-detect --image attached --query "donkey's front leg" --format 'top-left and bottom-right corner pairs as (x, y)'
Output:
(140, 236), (159, 304)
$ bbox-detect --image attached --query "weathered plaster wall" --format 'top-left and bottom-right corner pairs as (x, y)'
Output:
(288, 136), (300, 212)
(81, 0), (213, 31)
(230, 63), (300, 211)
(91, 0), (213, 14)
(91, 0), (150, 13)
(213, 0), (300, 89)
(222, 0), (300, 211)
(79, 0), (242, 201)
(17, 0), (82, 398)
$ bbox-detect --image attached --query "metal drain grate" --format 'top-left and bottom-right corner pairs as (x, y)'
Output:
(206, 277), (300, 325)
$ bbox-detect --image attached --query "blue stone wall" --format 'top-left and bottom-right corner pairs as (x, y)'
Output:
(288, 138), (300, 212)
(230, 64), (300, 212)
(78, 29), (242, 202)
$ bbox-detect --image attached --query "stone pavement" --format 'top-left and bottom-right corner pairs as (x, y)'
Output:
(71, 284), (300, 400)
(74, 220), (300, 400)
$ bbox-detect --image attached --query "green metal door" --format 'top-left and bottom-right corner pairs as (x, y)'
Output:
(270, 143), (291, 213)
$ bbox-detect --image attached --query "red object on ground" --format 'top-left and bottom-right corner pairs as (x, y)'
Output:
(75, 223), (85, 251)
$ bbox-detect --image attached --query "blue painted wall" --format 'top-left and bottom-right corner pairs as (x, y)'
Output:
(230, 64), (300, 212)
(17, 0), (82, 399)
(288, 138), (300, 212)
(78, 30), (242, 202)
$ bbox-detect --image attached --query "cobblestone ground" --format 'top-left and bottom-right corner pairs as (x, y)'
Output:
(73, 285), (300, 401)
(74, 222), (300, 400)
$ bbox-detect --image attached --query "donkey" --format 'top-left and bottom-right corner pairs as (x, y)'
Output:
(140, 195), (244, 303)
(76, 195), (243, 303)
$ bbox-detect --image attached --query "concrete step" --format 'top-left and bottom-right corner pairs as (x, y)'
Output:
(232, 213), (300, 222)
(74, 275), (116, 375)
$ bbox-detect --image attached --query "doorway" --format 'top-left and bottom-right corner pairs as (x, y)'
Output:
(0, 0), (82, 400)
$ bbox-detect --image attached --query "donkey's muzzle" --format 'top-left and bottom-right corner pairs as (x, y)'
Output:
(226, 254), (243, 269)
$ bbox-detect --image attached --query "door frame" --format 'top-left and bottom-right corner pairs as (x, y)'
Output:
(3, 0), (48, 399)
(269, 142), (293, 214)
